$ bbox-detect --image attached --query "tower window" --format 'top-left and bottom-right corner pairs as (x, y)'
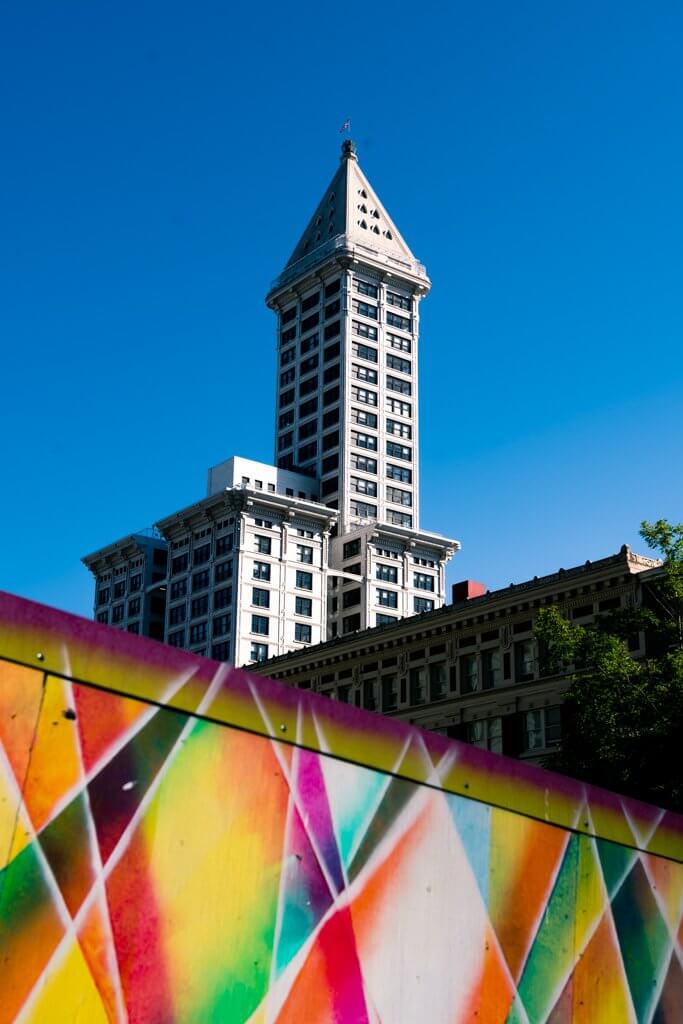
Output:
(299, 398), (318, 419)
(351, 453), (377, 473)
(323, 409), (340, 429)
(299, 419), (317, 441)
(355, 280), (378, 298)
(298, 442), (317, 463)
(352, 342), (377, 362)
(385, 397), (411, 417)
(301, 313), (319, 333)
(386, 375), (411, 396)
(386, 354), (411, 374)
(351, 476), (377, 497)
(351, 408), (377, 428)
(387, 291), (412, 311)
(301, 291), (320, 313)
(386, 311), (411, 332)
(351, 500), (377, 518)
(353, 300), (378, 320)
(387, 333), (411, 352)
(301, 333), (319, 354)
(352, 431), (378, 451)
(352, 364), (378, 385)
(386, 486), (412, 506)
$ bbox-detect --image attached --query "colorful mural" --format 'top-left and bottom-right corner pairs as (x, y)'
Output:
(0, 591), (682, 1022)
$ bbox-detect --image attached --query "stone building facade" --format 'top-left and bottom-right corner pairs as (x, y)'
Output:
(83, 142), (458, 662)
(247, 547), (661, 763)
(82, 531), (168, 640)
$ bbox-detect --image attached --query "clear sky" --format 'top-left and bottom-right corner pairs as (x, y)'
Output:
(2, 1), (682, 617)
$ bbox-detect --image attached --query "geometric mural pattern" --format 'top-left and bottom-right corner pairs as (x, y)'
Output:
(0, 592), (682, 1022)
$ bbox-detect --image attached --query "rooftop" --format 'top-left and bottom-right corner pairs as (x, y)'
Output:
(249, 545), (661, 672)
(268, 141), (429, 300)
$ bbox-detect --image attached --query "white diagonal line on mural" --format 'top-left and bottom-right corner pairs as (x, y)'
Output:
(311, 714), (355, 893)
(295, 698), (303, 747)
(14, 664), (228, 1024)
(248, 679), (340, 901)
(62, 665), (127, 1024)
(266, 741), (299, 1024)
(639, 849), (682, 949)
(512, 828), (571, 993)
(536, 831), (638, 1024)
(644, 944), (678, 1024)
(436, 795), (530, 1024)
(570, 788), (590, 831)
(310, 707), (331, 753)
(37, 663), (201, 834)
(0, 668), (46, 909)
(0, 740), (95, 1019)
(0, 753), (33, 872)
(621, 798), (666, 852)
(595, 900), (639, 1024)
(253, 783), (526, 1024)
(0, 743), (42, 878)
(433, 744), (458, 786)
(343, 730), (413, 871)
(413, 732), (442, 787)
(540, 897), (643, 1024)
(636, 839), (683, 1024)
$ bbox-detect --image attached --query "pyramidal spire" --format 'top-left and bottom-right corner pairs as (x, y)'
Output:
(282, 140), (419, 273)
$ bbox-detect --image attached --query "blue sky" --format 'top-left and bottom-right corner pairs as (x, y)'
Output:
(2, 2), (682, 617)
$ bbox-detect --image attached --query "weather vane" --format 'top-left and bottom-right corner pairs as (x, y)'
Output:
(339, 118), (351, 134)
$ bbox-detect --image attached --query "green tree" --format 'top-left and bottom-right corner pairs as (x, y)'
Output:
(535, 520), (683, 812)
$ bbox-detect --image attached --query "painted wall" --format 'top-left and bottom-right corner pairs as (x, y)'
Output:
(0, 591), (681, 1023)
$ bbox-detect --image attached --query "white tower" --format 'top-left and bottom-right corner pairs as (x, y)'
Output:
(267, 139), (431, 533)
(267, 141), (458, 638)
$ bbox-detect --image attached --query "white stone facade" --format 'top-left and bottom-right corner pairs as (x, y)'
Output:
(265, 139), (459, 644)
(155, 487), (337, 667)
(267, 140), (431, 536)
(84, 141), (459, 668)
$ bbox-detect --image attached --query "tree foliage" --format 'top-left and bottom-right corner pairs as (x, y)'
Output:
(535, 520), (683, 812)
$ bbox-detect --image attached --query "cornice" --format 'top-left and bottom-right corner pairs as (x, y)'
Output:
(266, 237), (429, 308)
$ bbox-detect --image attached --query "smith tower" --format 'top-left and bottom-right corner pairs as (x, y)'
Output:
(84, 140), (458, 661)
(266, 139), (429, 535)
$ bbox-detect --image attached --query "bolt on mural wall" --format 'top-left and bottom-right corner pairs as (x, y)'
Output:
(0, 591), (682, 1023)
